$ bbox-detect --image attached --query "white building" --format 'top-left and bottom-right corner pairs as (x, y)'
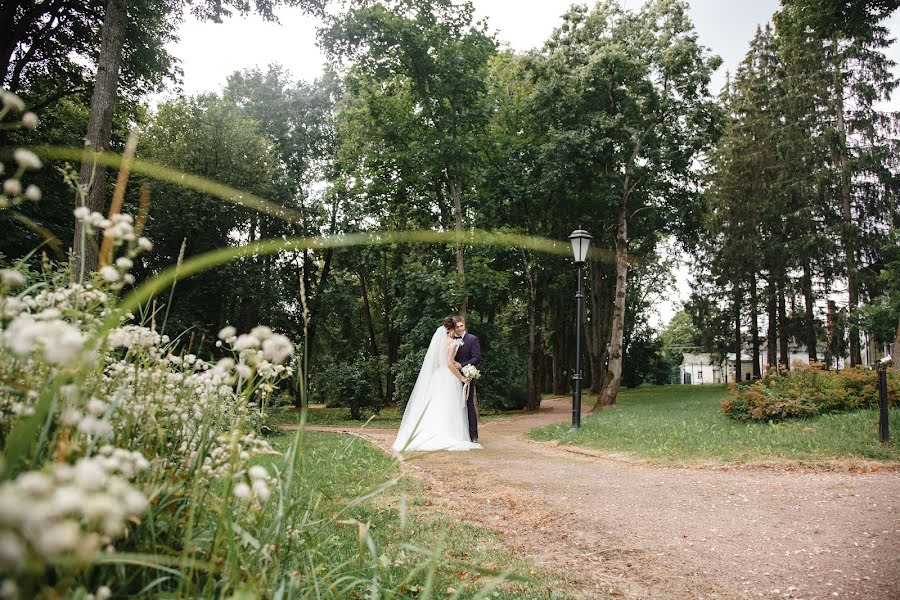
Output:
(679, 353), (722, 385)
(677, 340), (881, 385)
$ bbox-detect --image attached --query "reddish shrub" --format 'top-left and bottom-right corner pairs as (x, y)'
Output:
(721, 364), (898, 422)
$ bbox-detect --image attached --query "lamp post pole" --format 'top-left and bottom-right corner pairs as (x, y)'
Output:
(567, 229), (591, 431)
(571, 260), (585, 430)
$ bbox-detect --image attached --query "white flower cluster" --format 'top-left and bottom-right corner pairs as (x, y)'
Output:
(72, 209), (152, 288)
(107, 325), (166, 351)
(233, 464), (274, 505)
(3, 313), (86, 366)
(0, 448), (148, 572)
(0, 237), (300, 597)
(215, 326), (295, 390)
(0, 91), (42, 210)
(2, 283), (109, 328)
(201, 433), (277, 483)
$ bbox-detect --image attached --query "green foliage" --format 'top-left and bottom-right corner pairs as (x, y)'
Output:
(476, 349), (528, 410)
(321, 354), (384, 419)
(722, 365), (900, 422)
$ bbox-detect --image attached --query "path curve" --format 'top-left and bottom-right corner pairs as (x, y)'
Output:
(290, 397), (900, 599)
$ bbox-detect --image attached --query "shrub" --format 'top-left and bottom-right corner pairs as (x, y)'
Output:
(321, 355), (384, 419)
(722, 363), (899, 422)
(476, 349), (528, 410)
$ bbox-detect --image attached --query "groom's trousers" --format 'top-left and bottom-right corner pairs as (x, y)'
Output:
(465, 383), (479, 441)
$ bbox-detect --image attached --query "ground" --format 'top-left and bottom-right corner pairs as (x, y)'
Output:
(289, 396), (900, 599)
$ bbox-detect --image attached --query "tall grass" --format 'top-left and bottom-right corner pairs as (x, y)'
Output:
(529, 385), (900, 463)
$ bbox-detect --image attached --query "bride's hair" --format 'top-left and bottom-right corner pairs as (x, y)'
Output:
(441, 316), (456, 331)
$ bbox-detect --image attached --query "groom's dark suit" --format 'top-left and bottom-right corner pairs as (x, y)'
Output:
(455, 332), (481, 442)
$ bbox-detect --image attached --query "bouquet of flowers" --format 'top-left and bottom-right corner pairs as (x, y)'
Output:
(461, 365), (481, 380)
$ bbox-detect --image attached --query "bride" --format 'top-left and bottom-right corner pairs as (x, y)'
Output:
(392, 317), (482, 452)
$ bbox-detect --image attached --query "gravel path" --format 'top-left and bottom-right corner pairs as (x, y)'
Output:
(293, 396), (900, 599)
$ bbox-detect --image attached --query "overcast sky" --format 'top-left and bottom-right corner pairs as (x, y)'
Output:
(168, 0), (796, 97)
(164, 1), (899, 325)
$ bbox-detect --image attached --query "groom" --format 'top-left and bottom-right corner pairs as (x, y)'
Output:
(452, 316), (481, 443)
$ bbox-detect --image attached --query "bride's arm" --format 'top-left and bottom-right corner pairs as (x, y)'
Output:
(447, 346), (467, 382)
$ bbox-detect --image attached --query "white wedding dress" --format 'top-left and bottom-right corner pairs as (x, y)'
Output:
(392, 326), (482, 452)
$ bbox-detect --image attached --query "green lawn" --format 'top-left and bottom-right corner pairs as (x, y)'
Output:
(528, 385), (900, 464)
(252, 431), (573, 599)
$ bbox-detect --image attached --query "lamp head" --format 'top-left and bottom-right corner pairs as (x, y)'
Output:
(568, 229), (592, 264)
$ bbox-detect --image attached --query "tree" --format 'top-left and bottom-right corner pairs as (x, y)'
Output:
(778, 0), (899, 366)
(528, 0), (721, 408)
(135, 94), (283, 342)
(321, 0), (496, 315)
(71, 0), (327, 279)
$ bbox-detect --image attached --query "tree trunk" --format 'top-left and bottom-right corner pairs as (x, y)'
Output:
(359, 270), (379, 357)
(832, 38), (861, 367)
(767, 275), (777, 373)
(550, 300), (569, 395)
(802, 258), (818, 362)
(892, 316), (900, 369)
(778, 266), (790, 371)
(525, 252), (542, 411)
(826, 300), (837, 370)
(72, 0), (127, 281)
(595, 202), (628, 408)
(734, 288), (742, 384)
(586, 260), (614, 394)
(382, 249), (396, 403)
(448, 178), (467, 316)
(750, 272), (761, 379)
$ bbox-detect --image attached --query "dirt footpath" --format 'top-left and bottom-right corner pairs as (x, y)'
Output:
(297, 397), (900, 599)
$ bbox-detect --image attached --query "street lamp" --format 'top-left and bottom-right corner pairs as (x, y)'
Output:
(568, 229), (592, 430)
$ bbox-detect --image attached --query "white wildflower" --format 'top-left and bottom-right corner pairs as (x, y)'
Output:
(73, 459), (107, 491)
(233, 482), (252, 500)
(86, 397), (107, 417)
(21, 112), (38, 129)
(17, 472), (52, 497)
(137, 237), (153, 251)
(232, 334), (260, 351)
(218, 326), (236, 341)
(96, 586), (112, 600)
(73, 206), (90, 220)
(235, 363), (253, 379)
(35, 520), (80, 557)
(115, 257), (133, 270)
(3, 315), (85, 366)
(215, 357), (235, 372)
(252, 480), (271, 502)
(42, 322), (85, 365)
(0, 270), (25, 288)
(123, 490), (147, 515)
(13, 149), (41, 170)
(99, 266), (119, 283)
(3, 179), (21, 196)
(249, 465), (268, 480)
(262, 334), (294, 364)
(0, 533), (24, 571)
(1, 91), (24, 112)
(62, 408), (83, 426)
(24, 184), (40, 201)
(250, 325), (273, 340)
(51, 486), (85, 515)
